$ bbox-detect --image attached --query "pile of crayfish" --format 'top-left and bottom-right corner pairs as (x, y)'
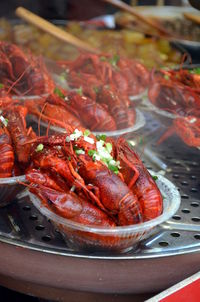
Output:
(0, 41), (149, 132)
(0, 40), (163, 229)
(0, 100), (36, 178)
(58, 53), (149, 98)
(0, 98), (163, 226)
(148, 67), (200, 148)
(52, 53), (149, 130)
(0, 41), (54, 96)
(26, 88), (136, 132)
(24, 126), (163, 227)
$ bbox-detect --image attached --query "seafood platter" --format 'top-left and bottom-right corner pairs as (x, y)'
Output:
(0, 11), (199, 300)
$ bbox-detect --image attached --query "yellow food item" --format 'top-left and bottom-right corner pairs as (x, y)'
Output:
(0, 19), (182, 69)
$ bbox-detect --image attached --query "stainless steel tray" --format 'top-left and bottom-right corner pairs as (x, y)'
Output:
(0, 112), (199, 299)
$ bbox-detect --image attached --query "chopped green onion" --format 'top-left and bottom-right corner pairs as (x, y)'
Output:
(76, 86), (83, 96)
(108, 164), (119, 174)
(4, 118), (8, 127)
(88, 149), (96, 157)
(105, 142), (112, 153)
(138, 137), (146, 145)
(54, 87), (65, 98)
(59, 72), (67, 81)
(75, 149), (85, 155)
(68, 156), (71, 161)
(0, 116), (8, 127)
(93, 86), (100, 94)
(164, 74), (169, 80)
(189, 67), (200, 75)
(100, 56), (107, 62)
(84, 129), (90, 137)
(152, 175), (158, 181)
(36, 144), (44, 152)
(0, 83), (4, 89)
(96, 134), (107, 141)
(84, 136), (94, 144)
(109, 54), (120, 68)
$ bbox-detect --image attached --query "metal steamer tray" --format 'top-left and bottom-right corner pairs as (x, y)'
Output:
(0, 112), (199, 300)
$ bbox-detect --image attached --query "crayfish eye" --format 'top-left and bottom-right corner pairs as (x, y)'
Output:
(47, 198), (53, 205)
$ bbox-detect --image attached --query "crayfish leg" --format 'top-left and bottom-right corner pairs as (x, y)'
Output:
(157, 126), (175, 145)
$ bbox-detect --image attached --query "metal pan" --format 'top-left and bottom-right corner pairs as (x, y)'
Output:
(0, 113), (199, 298)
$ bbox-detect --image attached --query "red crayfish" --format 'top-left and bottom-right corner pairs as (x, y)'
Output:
(25, 128), (162, 227)
(0, 41), (54, 96)
(0, 124), (14, 178)
(26, 90), (118, 132)
(149, 67), (200, 147)
(0, 103), (36, 178)
(148, 69), (200, 117)
(57, 53), (149, 130)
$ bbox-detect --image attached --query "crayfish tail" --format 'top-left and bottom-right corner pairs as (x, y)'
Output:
(118, 193), (143, 226)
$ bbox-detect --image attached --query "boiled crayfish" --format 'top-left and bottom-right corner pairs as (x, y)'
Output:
(26, 90), (118, 132)
(56, 53), (149, 130)
(0, 103), (36, 177)
(149, 67), (200, 147)
(25, 127), (163, 227)
(0, 41), (54, 96)
(148, 68), (200, 117)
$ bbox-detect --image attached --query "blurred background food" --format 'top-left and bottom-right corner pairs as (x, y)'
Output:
(115, 9), (200, 42)
(1, 1), (199, 69)
(0, 18), (183, 69)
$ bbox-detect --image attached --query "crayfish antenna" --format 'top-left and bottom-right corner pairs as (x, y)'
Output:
(20, 136), (44, 145)
(7, 65), (31, 95)
(157, 126), (175, 145)
(38, 101), (48, 137)
(16, 179), (32, 190)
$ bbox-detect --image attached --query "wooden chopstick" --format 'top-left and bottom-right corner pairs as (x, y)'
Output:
(183, 12), (200, 26)
(103, 0), (172, 37)
(15, 7), (100, 54)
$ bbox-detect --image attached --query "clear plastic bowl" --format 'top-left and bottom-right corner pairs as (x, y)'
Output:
(29, 172), (181, 253)
(129, 89), (148, 104)
(143, 65), (200, 126)
(29, 108), (145, 137)
(0, 175), (26, 207)
(143, 97), (200, 150)
(143, 97), (177, 127)
(144, 98), (177, 119)
(11, 94), (49, 101)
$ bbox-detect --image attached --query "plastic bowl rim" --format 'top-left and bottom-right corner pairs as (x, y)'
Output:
(29, 172), (181, 235)
(0, 175), (26, 185)
(29, 108), (145, 137)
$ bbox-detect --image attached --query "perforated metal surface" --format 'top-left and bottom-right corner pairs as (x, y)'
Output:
(0, 111), (199, 259)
